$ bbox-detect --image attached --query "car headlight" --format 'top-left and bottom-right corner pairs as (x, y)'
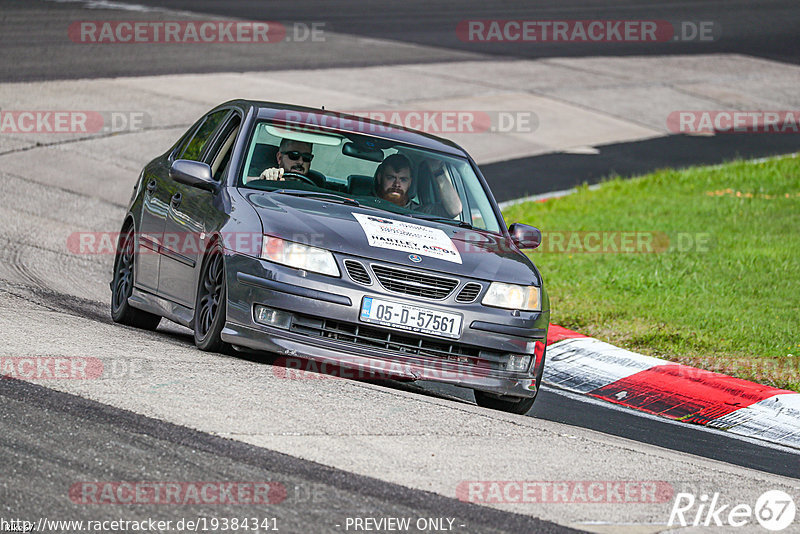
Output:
(260, 236), (340, 277)
(481, 282), (541, 311)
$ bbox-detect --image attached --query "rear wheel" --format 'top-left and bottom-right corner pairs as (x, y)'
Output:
(194, 242), (230, 352)
(110, 226), (161, 330)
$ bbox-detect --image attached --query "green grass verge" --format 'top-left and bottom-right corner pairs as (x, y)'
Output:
(503, 154), (800, 391)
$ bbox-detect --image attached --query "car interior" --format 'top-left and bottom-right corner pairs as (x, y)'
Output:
(246, 142), (327, 187)
(235, 120), (503, 231)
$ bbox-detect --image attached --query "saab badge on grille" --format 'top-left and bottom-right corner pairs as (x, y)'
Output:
(408, 254), (422, 263)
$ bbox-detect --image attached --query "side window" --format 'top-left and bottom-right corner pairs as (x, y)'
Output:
(209, 115), (242, 182)
(446, 164), (469, 219)
(170, 122), (200, 160)
(180, 110), (229, 162)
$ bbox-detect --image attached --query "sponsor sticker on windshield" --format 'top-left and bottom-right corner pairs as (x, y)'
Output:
(352, 213), (462, 264)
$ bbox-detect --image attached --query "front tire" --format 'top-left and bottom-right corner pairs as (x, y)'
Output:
(110, 225), (161, 330)
(194, 242), (229, 352)
(474, 391), (537, 415)
(474, 345), (546, 415)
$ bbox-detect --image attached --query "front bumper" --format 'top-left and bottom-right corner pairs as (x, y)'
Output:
(221, 252), (549, 398)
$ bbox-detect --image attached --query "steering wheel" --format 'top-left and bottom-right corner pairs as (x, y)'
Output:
(282, 171), (317, 186)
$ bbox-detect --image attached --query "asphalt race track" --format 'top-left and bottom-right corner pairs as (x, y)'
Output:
(5, 0), (799, 190)
(4, 0), (799, 81)
(483, 132), (800, 202)
(1, 1), (799, 532)
(0, 378), (575, 534)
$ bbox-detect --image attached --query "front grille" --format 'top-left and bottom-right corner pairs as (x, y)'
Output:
(456, 282), (482, 303)
(290, 313), (507, 369)
(344, 259), (371, 285)
(371, 264), (458, 300)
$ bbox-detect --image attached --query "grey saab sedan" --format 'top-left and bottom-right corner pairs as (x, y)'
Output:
(111, 100), (549, 414)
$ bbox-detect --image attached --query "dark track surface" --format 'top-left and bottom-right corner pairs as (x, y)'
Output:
(0, 377), (581, 534)
(530, 388), (800, 480)
(74, 0), (800, 65)
(5, 0), (799, 199)
(3, 0), (799, 83)
(2, 3), (798, 529)
(407, 381), (800, 480)
(483, 133), (800, 202)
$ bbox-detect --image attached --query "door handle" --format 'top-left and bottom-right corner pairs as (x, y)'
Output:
(170, 192), (182, 208)
(146, 180), (157, 194)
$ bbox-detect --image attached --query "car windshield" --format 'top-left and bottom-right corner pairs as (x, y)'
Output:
(237, 119), (501, 233)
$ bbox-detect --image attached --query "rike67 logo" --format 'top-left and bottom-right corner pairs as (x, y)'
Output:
(669, 490), (796, 531)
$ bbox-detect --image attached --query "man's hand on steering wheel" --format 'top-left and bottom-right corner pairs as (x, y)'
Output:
(259, 167), (284, 181)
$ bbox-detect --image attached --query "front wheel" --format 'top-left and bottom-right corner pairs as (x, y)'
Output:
(474, 391), (537, 415)
(474, 345), (546, 415)
(194, 242), (230, 352)
(110, 225), (161, 330)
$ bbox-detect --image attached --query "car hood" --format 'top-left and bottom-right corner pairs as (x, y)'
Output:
(246, 191), (541, 286)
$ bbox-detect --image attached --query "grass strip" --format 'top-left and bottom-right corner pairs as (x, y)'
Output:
(503, 155), (800, 391)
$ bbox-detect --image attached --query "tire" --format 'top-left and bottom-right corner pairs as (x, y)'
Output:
(111, 225), (162, 330)
(474, 345), (547, 415)
(474, 391), (537, 415)
(194, 242), (230, 352)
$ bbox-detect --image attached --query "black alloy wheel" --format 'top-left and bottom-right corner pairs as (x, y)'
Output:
(194, 242), (229, 352)
(110, 225), (161, 330)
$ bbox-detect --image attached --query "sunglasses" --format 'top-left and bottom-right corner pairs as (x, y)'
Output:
(283, 151), (314, 163)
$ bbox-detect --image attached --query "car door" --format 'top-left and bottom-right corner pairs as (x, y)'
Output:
(136, 123), (200, 292)
(158, 109), (239, 307)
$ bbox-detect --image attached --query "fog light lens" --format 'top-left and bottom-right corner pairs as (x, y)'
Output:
(254, 305), (292, 329)
(506, 354), (532, 373)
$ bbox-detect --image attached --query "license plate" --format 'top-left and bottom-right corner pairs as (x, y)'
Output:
(360, 297), (463, 339)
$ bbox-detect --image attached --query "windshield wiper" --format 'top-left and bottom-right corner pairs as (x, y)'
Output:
(409, 213), (474, 229)
(272, 189), (360, 207)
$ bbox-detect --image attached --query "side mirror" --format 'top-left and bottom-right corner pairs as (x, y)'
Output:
(508, 223), (541, 249)
(170, 160), (218, 192)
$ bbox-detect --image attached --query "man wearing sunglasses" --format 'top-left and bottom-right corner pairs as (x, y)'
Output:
(257, 138), (314, 181)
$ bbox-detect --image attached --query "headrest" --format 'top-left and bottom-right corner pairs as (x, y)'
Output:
(247, 143), (278, 178)
(415, 161), (435, 205)
(348, 174), (374, 196)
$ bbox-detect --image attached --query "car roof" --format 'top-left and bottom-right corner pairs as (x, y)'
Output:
(221, 100), (470, 157)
